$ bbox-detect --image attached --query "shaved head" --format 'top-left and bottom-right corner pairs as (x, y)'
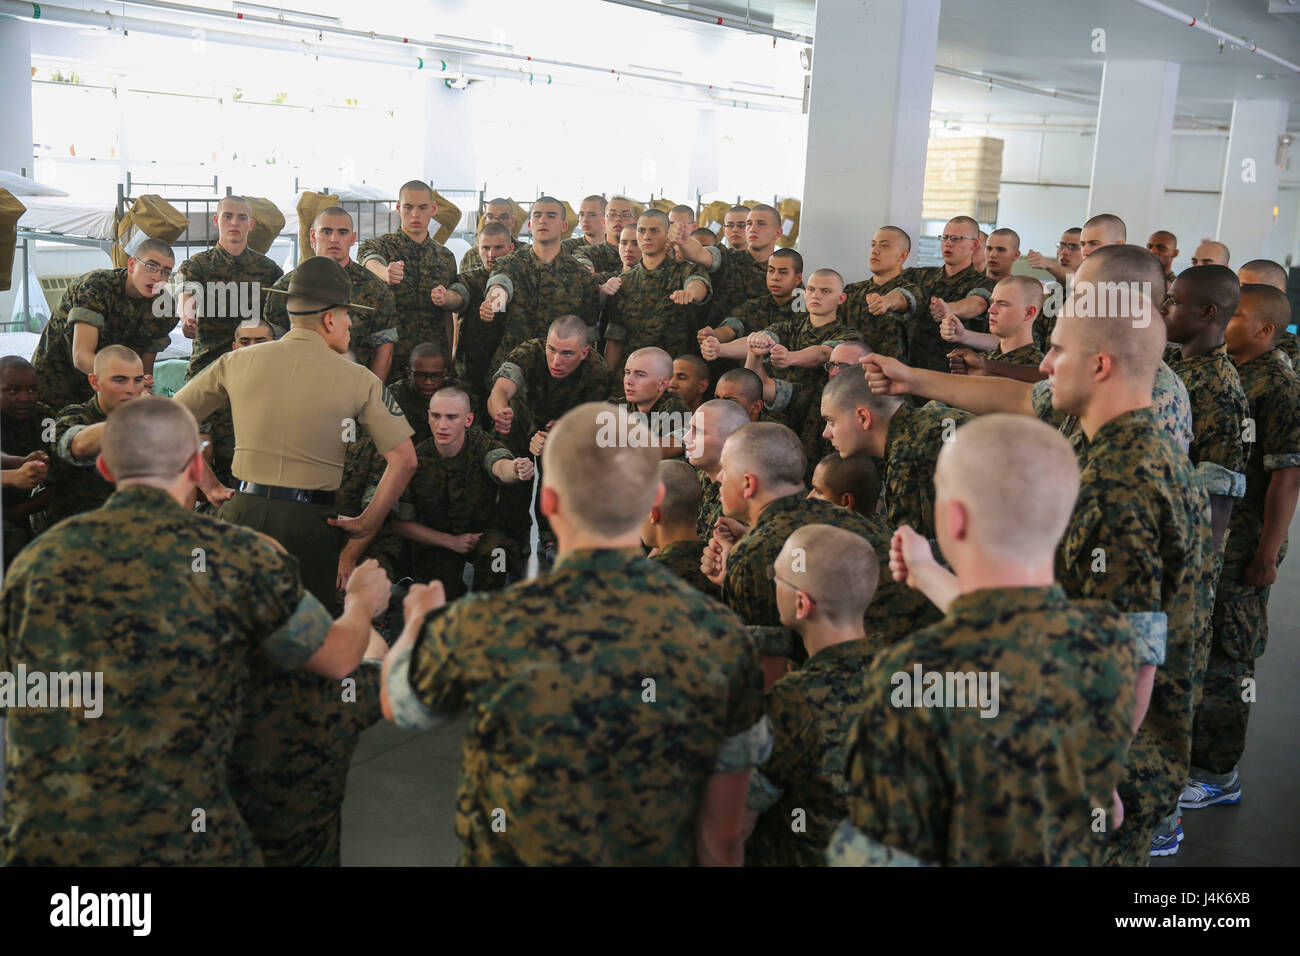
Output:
(93, 344), (142, 376)
(778, 524), (880, 626)
(102, 395), (201, 481)
(1065, 248), (1167, 384)
(1083, 213), (1126, 243)
(1239, 259), (1288, 291)
(626, 346), (673, 380)
(716, 367), (763, 406)
(656, 458), (703, 526)
(822, 364), (902, 419)
(544, 403), (660, 537)
(722, 422), (806, 490)
(935, 414), (1080, 563)
(1192, 240), (1230, 267)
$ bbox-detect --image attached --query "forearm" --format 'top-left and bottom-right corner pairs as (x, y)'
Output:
(488, 380), (516, 418)
(1209, 495), (1233, 554)
(69, 423), (106, 461)
(949, 295), (988, 320)
(908, 561), (961, 614)
(1133, 665), (1156, 735)
(141, 352), (157, 376)
(745, 351), (777, 405)
(306, 595), (375, 680)
(981, 360), (1047, 384)
(912, 368), (1034, 416)
(361, 452), (417, 528)
(491, 459), (522, 484)
(393, 520), (459, 550)
(881, 289), (908, 312)
(716, 338), (752, 361)
(340, 528), (379, 565)
(789, 345), (830, 368)
(364, 260), (388, 282)
(714, 325), (738, 343)
(958, 330), (999, 351)
(604, 342), (624, 371)
(369, 343), (393, 384)
(443, 289), (465, 312)
(72, 347), (96, 377)
(1257, 468), (1300, 561)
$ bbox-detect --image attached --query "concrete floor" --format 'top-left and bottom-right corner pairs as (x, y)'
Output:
(339, 511), (1300, 867)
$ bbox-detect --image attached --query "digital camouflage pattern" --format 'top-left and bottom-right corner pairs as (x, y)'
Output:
(696, 468), (722, 539)
(1054, 406), (1213, 866)
(388, 378), (434, 447)
(1, 400), (55, 564)
(882, 401), (974, 541)
(650, 537), (719, 599)
(721, 493), (941, 652)
(337, 429), (405, 581)
(899, 265), (991, 372)
(38, 396), (113, 528)
(828, 587), (1136, 866)
(493, 337), (616, 458)
(603, 258), (711, 364)
(1030, 362), (1194, 458)
(448, 268), (504, 401)
(842, 275), (919, 359)
(747, 638), (874, 867)
(200, 401), (237, 488)
(1276, 330), (1300, 369)
(1191, 350), (1300, 774)
(484, 246), (602, 372)
(460, 236), (529, 273)
(706, 246), (770, 329)
(759, 315), (861, 392)
(1166, 346), (1248, 498)
(988, 342), (1044, 367)
(357, 230), (459, 378)
(179, 247), (283, 380)
(395, 429), (518, 596)
(568, 238), (621, 274)
(228, 653), (385, 867)
(264, 259), (399, 371)
(399, 547), (770, 865)
(718, 293), (801, 341)
(30, 268), (177, 411)
(0, 485), (333, 865)
(613, 390), (692, 443)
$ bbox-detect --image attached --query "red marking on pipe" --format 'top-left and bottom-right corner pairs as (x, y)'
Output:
(1189, 17), (1197, 26)
(715, 17), (722, 25)
(236, 11), (243, 17)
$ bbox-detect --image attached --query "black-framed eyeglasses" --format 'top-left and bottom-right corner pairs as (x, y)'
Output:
(823, 360), (854, 375)
(937, 234), (976, 243)
(1058, 242), (1082, 252)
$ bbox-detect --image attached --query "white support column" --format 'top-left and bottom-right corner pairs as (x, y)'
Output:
(1087, 60), (1179, 244)
(422, 76), (475, 189)
(0, 17), (34, 176)
(798, 0), (940, 276)
(1217, 99), (1291, 264)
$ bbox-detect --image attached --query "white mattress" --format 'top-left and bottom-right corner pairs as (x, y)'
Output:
(16, 196), (117, 241)
(0, 328), (189, 362)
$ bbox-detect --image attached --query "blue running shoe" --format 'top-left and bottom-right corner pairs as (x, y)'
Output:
(1150, 822), (1184, 857)
(1180, 771), (1242, 809)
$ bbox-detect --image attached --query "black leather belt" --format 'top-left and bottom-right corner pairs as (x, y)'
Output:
(237, 481), (336, 505)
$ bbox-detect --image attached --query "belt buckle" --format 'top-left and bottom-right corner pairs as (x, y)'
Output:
(293, 488), (312, 504)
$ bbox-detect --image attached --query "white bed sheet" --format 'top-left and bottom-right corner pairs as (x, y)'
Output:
(16, 196), (117, 241)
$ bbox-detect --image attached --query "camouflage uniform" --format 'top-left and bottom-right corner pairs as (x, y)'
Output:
(603, 259), (712, 365)
(1032, 282), (1065, 354)
(1191, 351), (1300, 775)
(696, 468), (722, 539)
(613, 391), (692, 447)
(651, 538), (719, 598)
(721, 493), (941, 653)
(200, 402), (237, 489)
(1275, 330), (1299, 369)
(179, 246), (283, 380)
(448, 268), (504, 409)
(387, 378), (434, 447)
(747, 638), (873, 867)
(717, 294), (801, 341)
(460, 236), (529, 273)
(337, 430), (405, 582)
(357, 230), (459, 379)
(1167, 346), (1248, 500)
(827, 587), (1136, 866)
(842, 275), (919, 359)
(1, 485), (334, 865)
(1, 401), (55, 564)
(570, 240), (621, 274)
(899, 266), (992, 372)
(30, 268), (176, 412)
(37, 396), (113, 529)
(493, 337), (616, 458)
(395, 430), (519, 598)
(987, 342), (1044, 366)
(388, 547), (772, 865)
(882, 401), (974, 541)
(1055, 406), (1213, 866)
(264, 260), (398, 371)
(758, 315), (860, 392)
(484, 246), (602, 373)
(1030, 362), (1194, 458)
(705, 246), (770, 329)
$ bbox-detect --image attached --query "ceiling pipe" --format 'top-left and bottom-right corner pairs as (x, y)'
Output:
(75, 0), (802, 103)
(1127, 0), (1300, 73)
(599, 0), (812, 44)
(935, 65), (1098, 106)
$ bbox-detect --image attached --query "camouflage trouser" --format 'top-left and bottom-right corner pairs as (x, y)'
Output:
(231, 663), (384, 867)
(411, 529), (521, 598)
(1102, 748), (1183, 867)
(1190, 576), (1269, 776)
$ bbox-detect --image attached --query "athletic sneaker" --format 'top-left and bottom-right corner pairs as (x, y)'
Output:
(1180, 771), (1243, 809)
(1150, 821), (1184, 857)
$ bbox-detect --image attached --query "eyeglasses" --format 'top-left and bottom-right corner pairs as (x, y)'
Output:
(137, 259), (174, 279)
(1058, 242), (1082, 252)
(483, 213), (513, 223)
(937, 234), (976, 243)
(411, 370), (447, 381)
(606, 210), (636, 220)
(823, 360), (854, 374)
(766, 561), (817, 603)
